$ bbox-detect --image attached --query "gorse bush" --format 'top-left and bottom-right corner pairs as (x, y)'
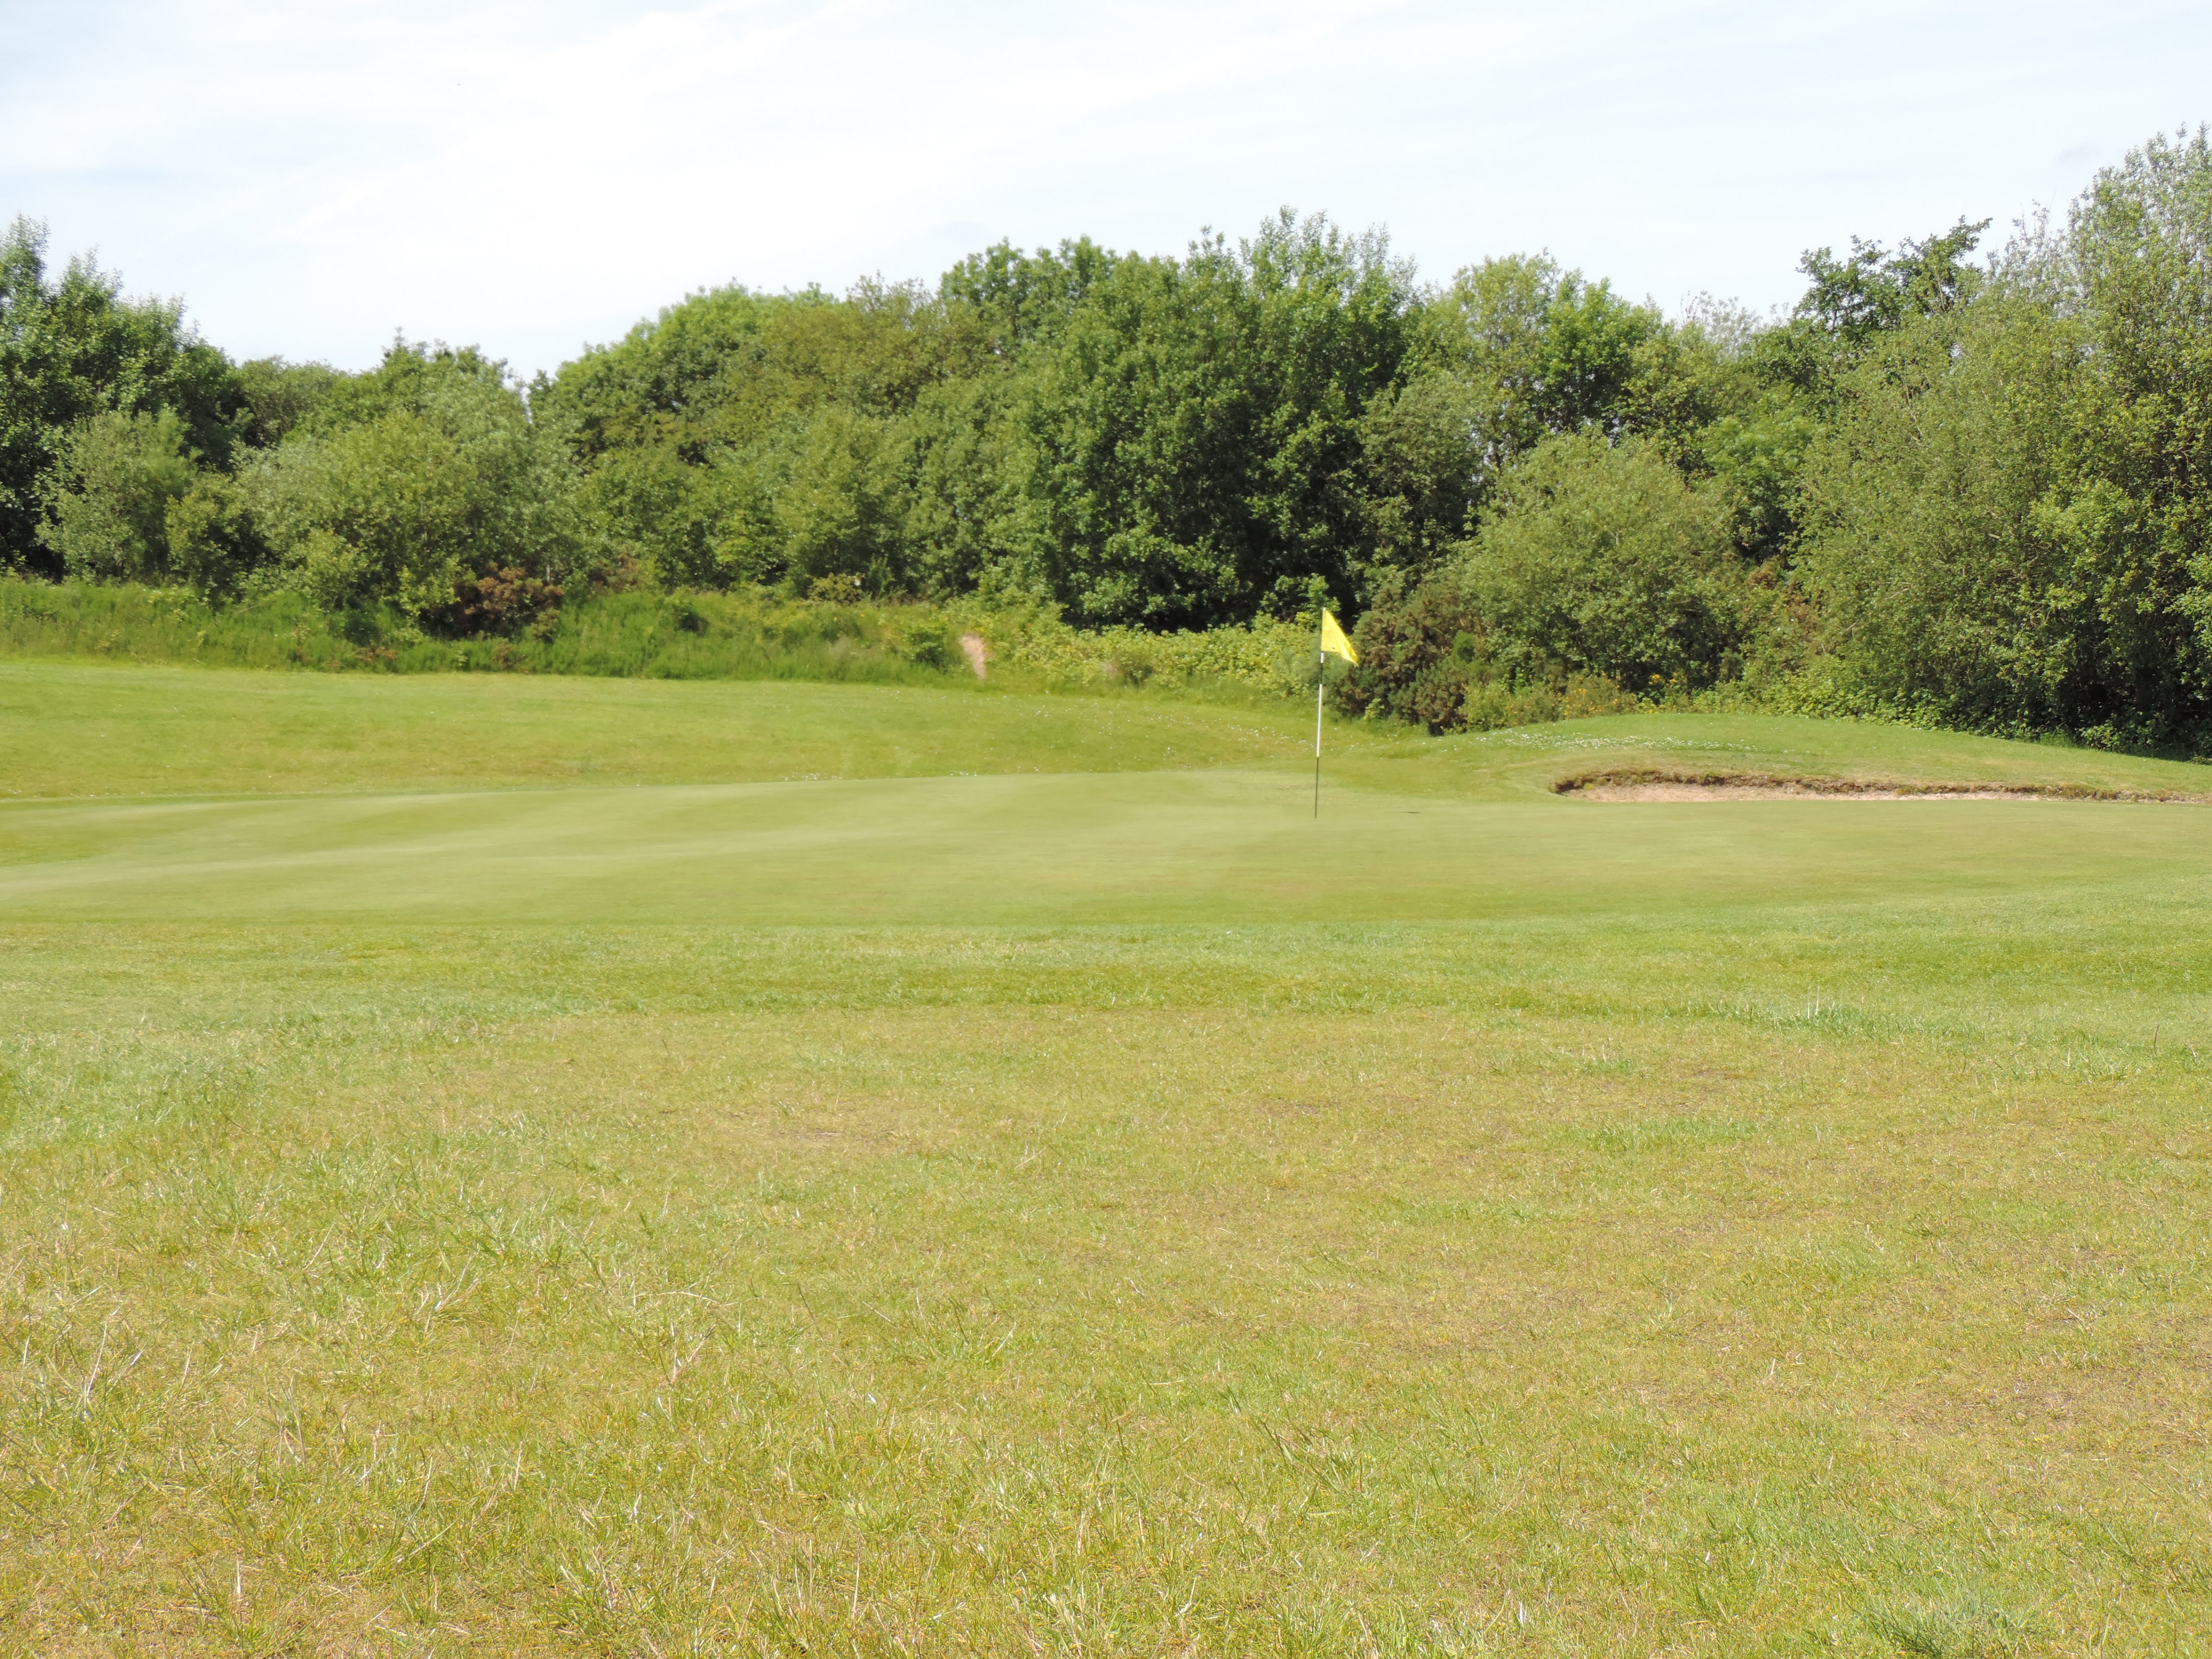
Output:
(6, 131), (2212, 748)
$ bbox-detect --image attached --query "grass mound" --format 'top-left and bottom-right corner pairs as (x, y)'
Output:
(8, 662), (2208, 805)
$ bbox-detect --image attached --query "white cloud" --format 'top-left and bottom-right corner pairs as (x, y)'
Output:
(3, 0), (2203, 375)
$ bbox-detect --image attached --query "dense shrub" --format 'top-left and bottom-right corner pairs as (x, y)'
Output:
(1337, 574), (1482, 729)
(1459, 432), (1753, 693)
(425, 567), (566, 639)
(1797, 130), (2212, 747)
(1793, 299), (2082, 730)
(35, 409), (199, 581)
(238, 348), (582, 619)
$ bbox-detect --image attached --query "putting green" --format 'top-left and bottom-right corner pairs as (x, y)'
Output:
(4, 764), (2207, 925)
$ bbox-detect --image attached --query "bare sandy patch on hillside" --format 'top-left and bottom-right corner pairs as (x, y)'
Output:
(1555, 769), (2206, 803)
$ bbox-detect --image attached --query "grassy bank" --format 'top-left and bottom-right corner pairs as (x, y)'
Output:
(0, 578), (1322, 701)
(0, 579), (976, 684)
(6, 659), (2206, 804)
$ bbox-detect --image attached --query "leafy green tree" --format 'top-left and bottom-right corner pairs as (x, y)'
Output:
(242, 343), (582, 619)
(1756, 218), (1989, 403)
(938, 238), (1119, 357)
(1380, 255), (1756, 578)
(164, 472), (264, 597)
(1457, 432), (1751, 691)
(1622, 309), (1815, 569)
(539, 285), (784, 471)
(1356, 369), (1486, 573)
(540, 280), (985, 588)
(1794, 298), (2082, 727)
(773, 406), (908, 591)
(234, 357), (344, 447)
(0, 218), (242, 573)
(574, 442), (732, 585)
(35, 408), (201, 581)
(895, 374), (1016, 597)
(2042, 126), (2212, 739)
(1425, 255), (1664, 471)
(1005, 212), (1417, 626)
(1699, 399), (1820, 563)
(1797, 130), (2212, 744)
(994, 245), (1248, 624)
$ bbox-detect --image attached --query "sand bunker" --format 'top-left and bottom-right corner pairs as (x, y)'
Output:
(1554, 769), (2203, 803)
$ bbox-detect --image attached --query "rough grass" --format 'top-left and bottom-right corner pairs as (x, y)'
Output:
(0, 580), (977, 687)
(0, 579), (1319, 701)
(3, 664), (2210, 1655)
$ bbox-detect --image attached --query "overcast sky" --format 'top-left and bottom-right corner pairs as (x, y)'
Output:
(4, 0), (2203, 378)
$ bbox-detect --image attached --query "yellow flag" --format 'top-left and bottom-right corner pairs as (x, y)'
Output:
(1319, 608), (1358, 665)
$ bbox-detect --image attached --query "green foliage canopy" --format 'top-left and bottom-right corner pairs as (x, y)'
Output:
(35, 408), (201, 582)
(12, 135), (2212, 751)
(0, 218), (241, 576)
(1458, 431), (1751, 692)
(1796, 130), (2212, 745)
(241, 344), (582, 619)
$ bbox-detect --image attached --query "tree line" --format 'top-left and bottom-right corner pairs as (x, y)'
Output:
(4, 128), (2210, 747)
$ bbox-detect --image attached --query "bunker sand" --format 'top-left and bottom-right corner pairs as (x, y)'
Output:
(1553, 766), (2211, 803)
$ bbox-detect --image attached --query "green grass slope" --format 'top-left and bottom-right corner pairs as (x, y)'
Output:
(0, 661), (1305, 800)
(9, 659), (2209, 802)
(5, 662), (2207, 929)
(5, 662), (2212, 1655)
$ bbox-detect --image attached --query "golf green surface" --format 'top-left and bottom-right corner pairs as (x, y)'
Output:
(7, 660), (2208, 928)
(8, 769), (2212, 927)
(6, 660), (2212, 1655)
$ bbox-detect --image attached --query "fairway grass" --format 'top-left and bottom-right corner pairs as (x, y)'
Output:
(4, 662), (2212, 1655)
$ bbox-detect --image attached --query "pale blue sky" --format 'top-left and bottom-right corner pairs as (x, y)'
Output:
(4, 0), (2203, 377)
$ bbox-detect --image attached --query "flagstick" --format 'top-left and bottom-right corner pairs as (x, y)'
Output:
(1313, 646), (1324, 818)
